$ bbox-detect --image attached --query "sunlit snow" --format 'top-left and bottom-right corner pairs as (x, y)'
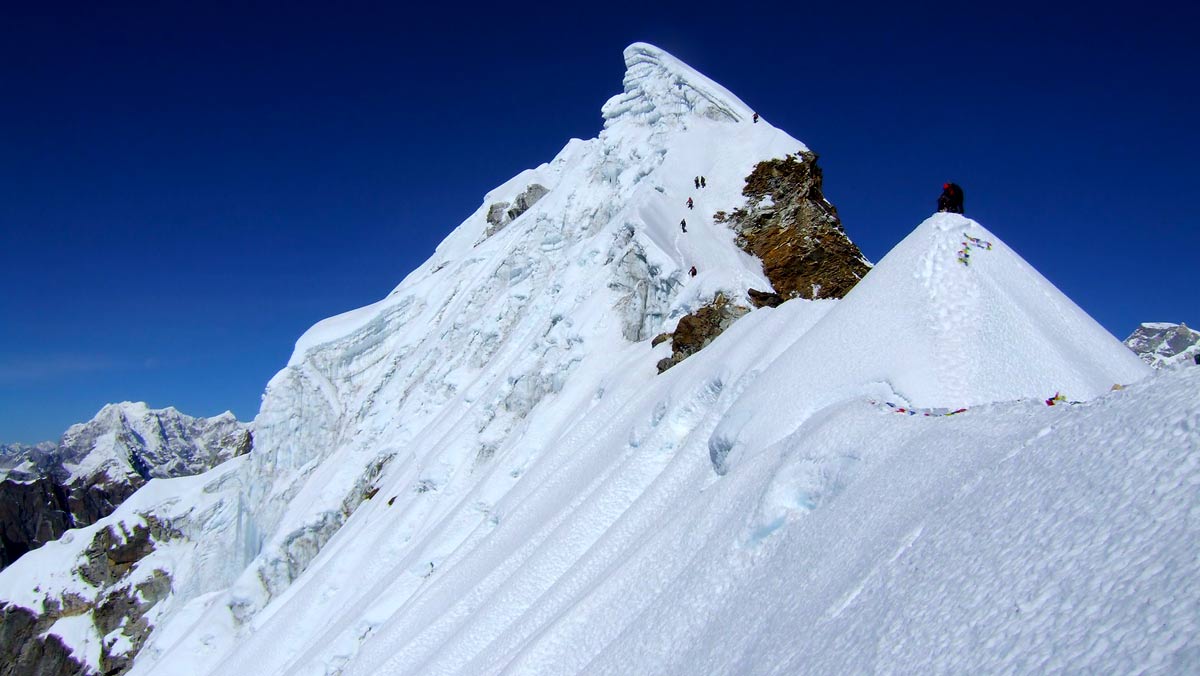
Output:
(1, 42), (1193, 676)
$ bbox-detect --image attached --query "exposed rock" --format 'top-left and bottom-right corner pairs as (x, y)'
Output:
(0, 405), (250, 571)
(747, 288), (785, 308)
(1124, 322), (1200, 369)
(0, 604), (89, 676)
(717, 152), (870, 301)
(485, 184), (549, 237)
(0, 517), (183, 676)
(0, 477), (139, 570)
(74, 517), (177, 588)
(508, 184), (548, 221)
(485, 202), (510, 234)
(651, 153), (866, 370)
(94, 568), (171, 675)
(656, 293), (750, 373)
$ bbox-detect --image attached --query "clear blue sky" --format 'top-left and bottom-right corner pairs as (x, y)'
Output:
(2, 2), (1196, 443)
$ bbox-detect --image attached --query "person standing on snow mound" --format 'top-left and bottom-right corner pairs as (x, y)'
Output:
(937, 182), (965, 214)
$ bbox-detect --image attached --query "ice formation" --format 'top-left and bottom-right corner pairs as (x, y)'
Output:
(1, 43), (1190, 676)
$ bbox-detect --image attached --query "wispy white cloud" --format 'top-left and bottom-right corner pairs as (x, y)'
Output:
(0, 355), (121, 384)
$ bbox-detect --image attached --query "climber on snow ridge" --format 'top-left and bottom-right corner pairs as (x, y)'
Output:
(938, 183), (965, 214)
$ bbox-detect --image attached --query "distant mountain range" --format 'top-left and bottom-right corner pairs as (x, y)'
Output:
(0, 42), (1195, 676)
(0, 402), (250, 570)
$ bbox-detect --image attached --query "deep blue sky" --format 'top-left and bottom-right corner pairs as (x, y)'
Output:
(2, 2), (1196, 442)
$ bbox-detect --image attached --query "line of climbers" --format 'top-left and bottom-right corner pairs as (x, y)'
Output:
(682, 175), (708, 275)
(680, 181), (969, 279)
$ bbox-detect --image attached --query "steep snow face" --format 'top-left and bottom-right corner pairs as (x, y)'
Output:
(161, 40), (806, 653)
(3, 42), (1185, 676)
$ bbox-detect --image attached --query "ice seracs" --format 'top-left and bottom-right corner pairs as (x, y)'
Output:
(0, 42), (1191, 676)
(601, 42), (755, 128)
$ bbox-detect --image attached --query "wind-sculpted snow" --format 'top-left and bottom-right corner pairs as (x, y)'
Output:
(3, 43), (1189, 676)
(601, 43), (757, 128)
(72, 39), (801, 675)
(711, 212), (1150, 473)
(583, 366), (1200, 676)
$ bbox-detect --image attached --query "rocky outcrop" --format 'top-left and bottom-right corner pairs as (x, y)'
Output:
(0, 404), (250, 571)
(0, 603), (88, 676)
(716, 152), (870, 302)
(654, 153), (868, 370)
(746, 288), (785, 309)
(0, 477), (138, 570)
(655, 293), (750, 373)
(0, 516), (178, 676)
(485, 184), (549, 237)
(0, 516), (177, 672)
(1125, 322), (1200, 369)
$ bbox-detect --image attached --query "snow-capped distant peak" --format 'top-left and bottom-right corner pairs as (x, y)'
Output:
(1125, 321), (1200, 369)
(602, 42), (756, 128)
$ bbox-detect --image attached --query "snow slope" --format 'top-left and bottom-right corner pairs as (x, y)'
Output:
(1, 42), (1189, 676)
(711, 212), (1150, 472)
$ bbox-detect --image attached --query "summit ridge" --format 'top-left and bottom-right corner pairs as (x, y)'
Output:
(0, 43), (1190, 676)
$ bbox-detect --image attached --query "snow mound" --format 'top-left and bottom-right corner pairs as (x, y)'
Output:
(714, 213), (1150, 469)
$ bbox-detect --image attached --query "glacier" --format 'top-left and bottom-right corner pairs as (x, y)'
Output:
(1, 42), (1196, 676)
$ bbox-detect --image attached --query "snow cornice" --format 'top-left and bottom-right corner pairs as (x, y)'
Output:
(602, 42), (754, 128)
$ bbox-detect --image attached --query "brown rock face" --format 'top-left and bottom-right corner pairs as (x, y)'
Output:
(0, 604), (89, 676)
(718, 152), (870, 301)
(746, 288), (784, 309)
(656, 293), (749, 373)
(653, 153), (868, 372)
(0, 477), (140, 571)
(0, 517), (182, 676)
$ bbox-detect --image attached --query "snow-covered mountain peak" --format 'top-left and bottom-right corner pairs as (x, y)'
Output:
(1125, 321), (1200, 368)
(710, 212), (1150, 470)
(817, 212), (1150, 405)
(2, 43), (1197, 676)
(602, 42), (758, 129)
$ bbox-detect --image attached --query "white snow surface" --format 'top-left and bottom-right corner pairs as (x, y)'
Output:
(710, 212), (1149, 472)
(1, 43), (1190, 676)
